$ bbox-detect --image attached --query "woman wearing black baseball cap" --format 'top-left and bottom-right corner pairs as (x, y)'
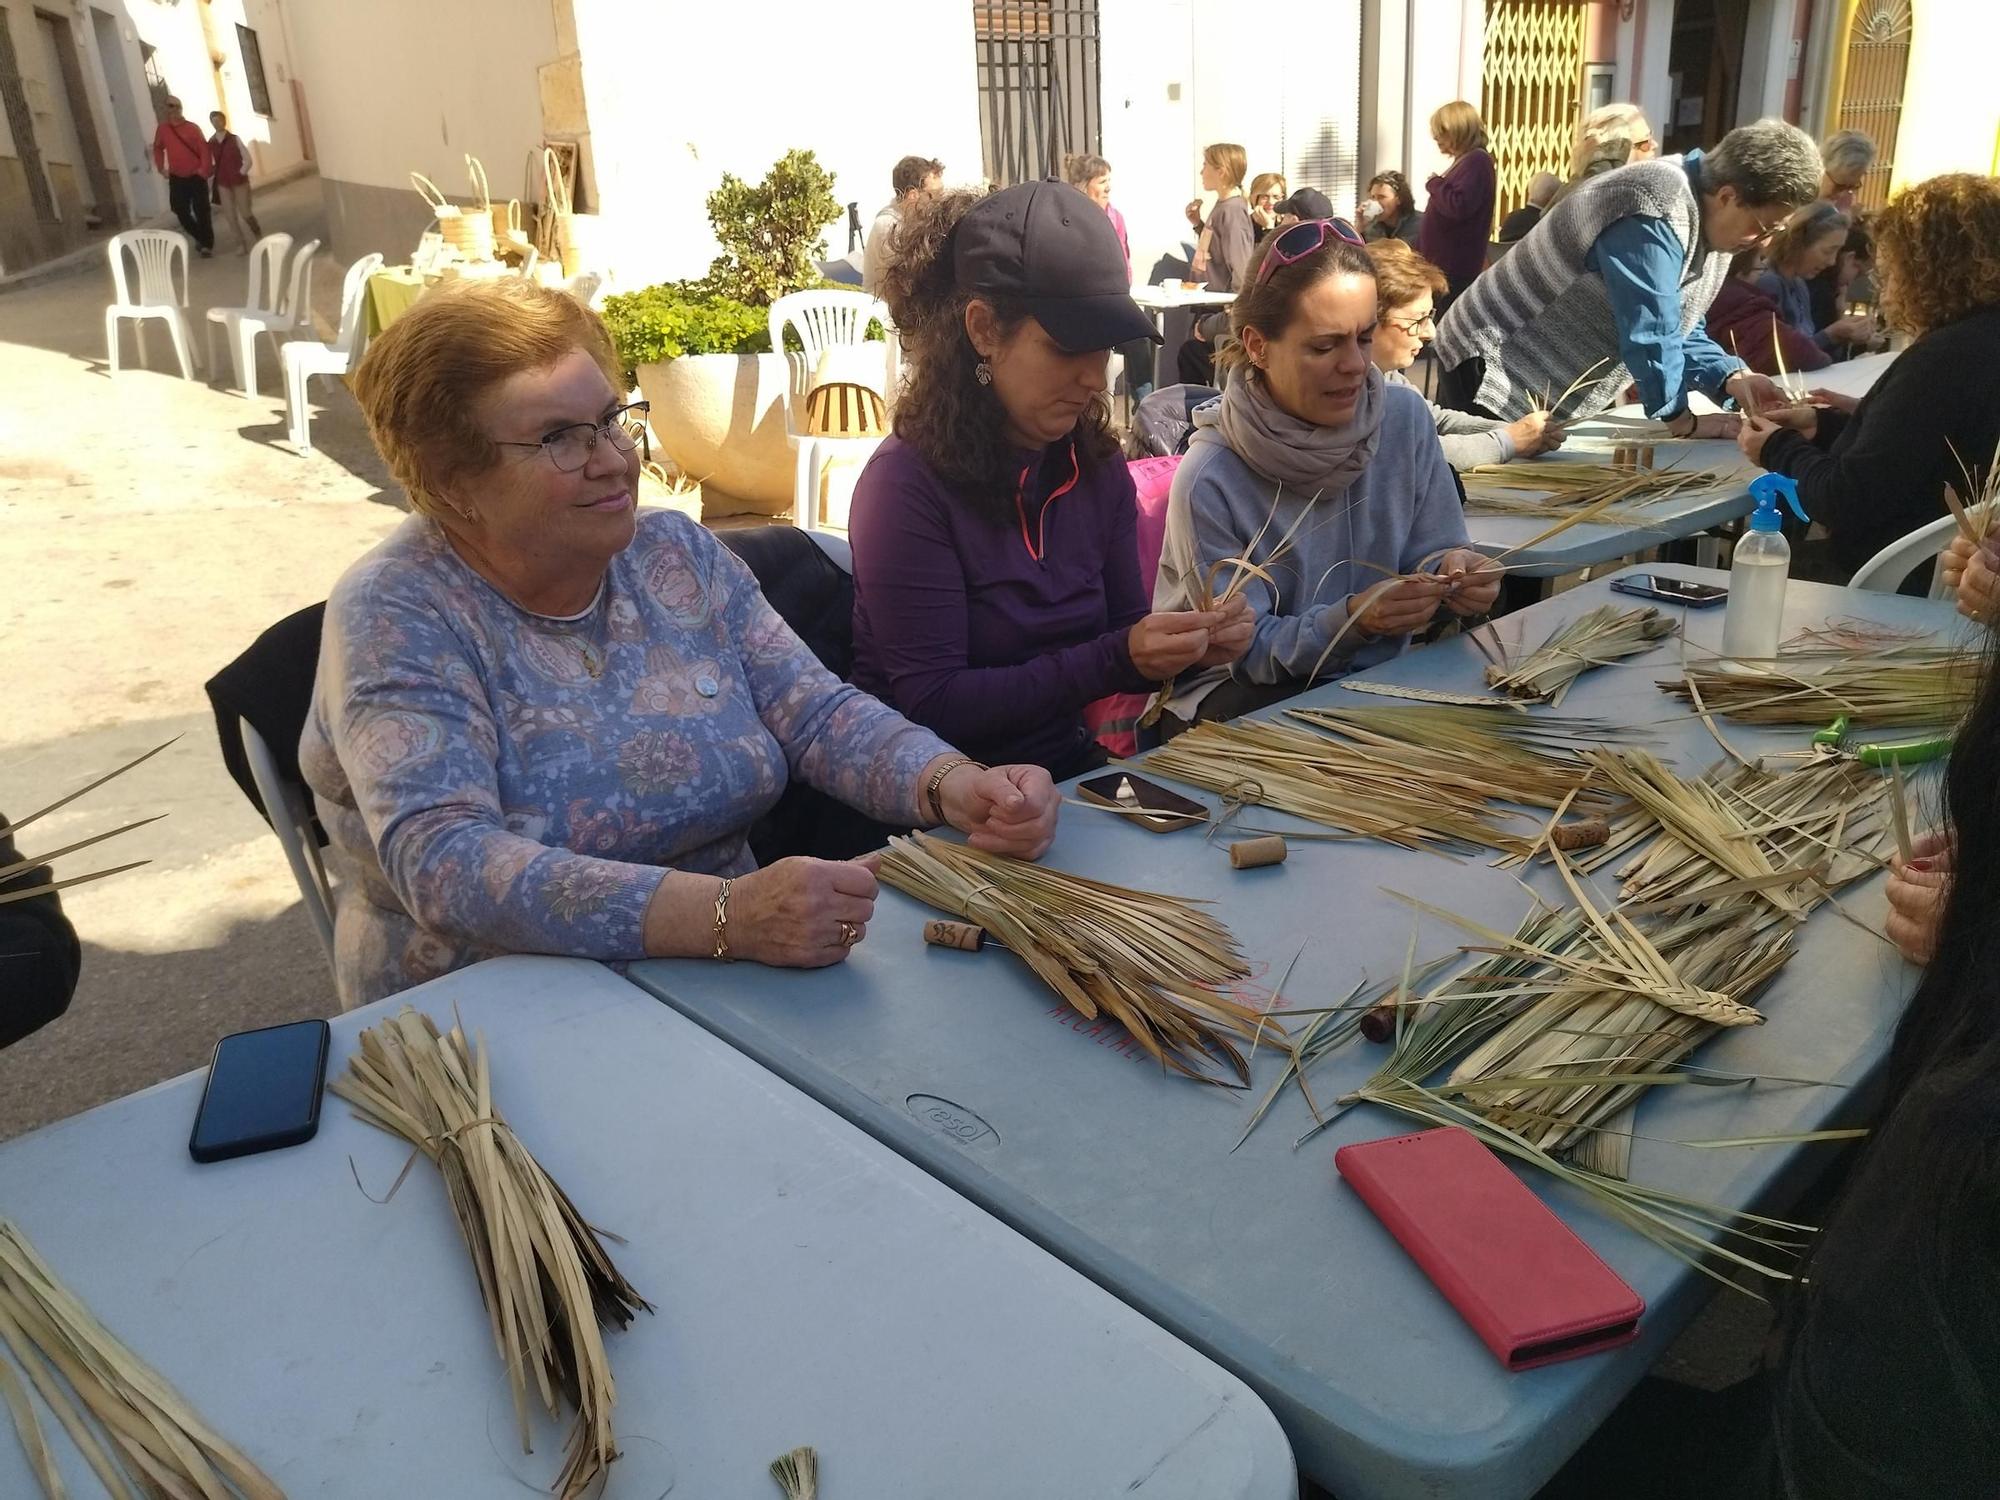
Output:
(847, 179), (1253, 780)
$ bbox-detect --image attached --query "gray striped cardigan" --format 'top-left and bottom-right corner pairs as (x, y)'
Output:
(1433, 156), (1735, 420)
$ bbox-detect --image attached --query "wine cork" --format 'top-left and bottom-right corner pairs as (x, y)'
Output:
(1550, 817), (1611, 851)
(1360, 1000), (1402, 1044)
(1612, 443), (1634, 471)
(1227, 834), (1288, 869)
(1640, 444), (1656, 470)
(923, 920), (987, 952)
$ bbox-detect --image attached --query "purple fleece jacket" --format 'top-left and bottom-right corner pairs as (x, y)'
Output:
(848, 434), (1152, 772)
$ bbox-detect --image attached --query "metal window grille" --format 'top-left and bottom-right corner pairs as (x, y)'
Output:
(1482, 0), (1590, 227)
(236, 24), (272, 117)
(1834, 0), (1911, 213)
(973, 1), (1101, 187)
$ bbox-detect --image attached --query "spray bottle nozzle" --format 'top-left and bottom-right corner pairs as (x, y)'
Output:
(1748, 473), (1808, 530)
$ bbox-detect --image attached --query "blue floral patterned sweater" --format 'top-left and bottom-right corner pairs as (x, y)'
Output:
(301, 511), (950, 1007)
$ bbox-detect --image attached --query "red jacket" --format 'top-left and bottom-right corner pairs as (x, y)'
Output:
(210, 131), (250, 188)
(152, 119), (211, 178)
(1704, 277), (1831, 378)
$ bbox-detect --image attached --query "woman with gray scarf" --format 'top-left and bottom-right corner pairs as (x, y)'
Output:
(1154, 219), (1498, 726)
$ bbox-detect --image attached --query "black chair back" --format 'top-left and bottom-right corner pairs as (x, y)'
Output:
(206, 601), (327, 844)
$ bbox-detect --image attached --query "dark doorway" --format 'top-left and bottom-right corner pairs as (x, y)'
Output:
(1664, 0), (1751, 155)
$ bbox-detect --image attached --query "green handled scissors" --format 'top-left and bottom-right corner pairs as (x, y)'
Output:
(1810, 715), (1953, 767)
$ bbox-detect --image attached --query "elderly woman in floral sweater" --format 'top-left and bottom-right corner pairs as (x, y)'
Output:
(302, 279), (1059, 1007)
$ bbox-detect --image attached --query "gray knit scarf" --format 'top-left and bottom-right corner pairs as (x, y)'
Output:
(1202, 364), (1385, 497)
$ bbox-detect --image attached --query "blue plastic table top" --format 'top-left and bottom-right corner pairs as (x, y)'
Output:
(628, 565), (1968, 1499)
(0, 957), (1296, 1499)
(1464, 439), (1754, 577)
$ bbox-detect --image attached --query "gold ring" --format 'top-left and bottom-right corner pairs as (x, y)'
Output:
(838, 920), (860, 948)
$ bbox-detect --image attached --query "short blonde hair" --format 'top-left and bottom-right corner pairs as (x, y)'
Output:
(351, 278), (621, 519)
(1366, 238), (1448, 312)
(1430, 101), (1488, 156)
(1249, 171), (1287, 203)
(1204, 142), (1248, 191)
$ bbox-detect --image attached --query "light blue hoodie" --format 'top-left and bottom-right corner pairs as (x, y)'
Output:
(1153, 381), (1470, 717)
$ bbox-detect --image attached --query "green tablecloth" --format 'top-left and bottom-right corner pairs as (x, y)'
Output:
(363, 266), (427, 338)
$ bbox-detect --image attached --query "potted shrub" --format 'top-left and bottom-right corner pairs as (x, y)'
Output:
(603, 150), (844, 516)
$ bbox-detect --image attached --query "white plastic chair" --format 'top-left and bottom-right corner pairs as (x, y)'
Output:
(1847, 512), (1958, 598)
(204, 231), (294, 397)
(769, 290), (893, 530)
(240, 719), (336, 967)
(284, 252), (384, 452)
(105, 229), (199, 379)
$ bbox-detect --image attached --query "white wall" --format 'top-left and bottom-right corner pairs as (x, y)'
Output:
(572, 0), (983, 290)
(1889, 5), (2000, 190)
(211, 0), (309, 182)
(86, 4), (166, 219)
(1099, 0), (1197, 283)
(285, 0), (556, 202)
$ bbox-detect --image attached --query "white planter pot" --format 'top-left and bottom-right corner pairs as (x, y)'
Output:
(636, 353), (796, 516)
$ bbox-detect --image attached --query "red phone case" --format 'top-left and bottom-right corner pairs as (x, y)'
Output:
(1335, 1127), (1643, 1371)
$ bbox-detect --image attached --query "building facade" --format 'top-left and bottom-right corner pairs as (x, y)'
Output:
(0, 0), (308, 276)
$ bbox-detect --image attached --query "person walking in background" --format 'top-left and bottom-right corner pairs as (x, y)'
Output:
(1565, 104), (1656, 187)
(150, 96), (214, 257)
(862, 154), (943, 297)
(207, 110), (262, 254)
(1419, 102), (1497, 304)
(1497, 172), (1561, 244)
(1179, 142), (1254, 386)
(1366, 238), (1563, 470)
(1360, 170), (1423, 243)
(1817, 129), (1877, 214)
(1433, 117), (1819, 430)
(1757, 200), (1877, 355)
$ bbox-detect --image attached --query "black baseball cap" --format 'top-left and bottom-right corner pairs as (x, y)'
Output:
(953, 179), (1161, 351)
(1279, 187), (1334, 221)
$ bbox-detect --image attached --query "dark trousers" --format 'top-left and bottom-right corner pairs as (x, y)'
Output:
(167, 173), (214, 250)
(1177, 337), (1217, 388)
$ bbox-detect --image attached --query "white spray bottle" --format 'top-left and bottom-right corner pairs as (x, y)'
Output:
(1722, 473), (1808, 662)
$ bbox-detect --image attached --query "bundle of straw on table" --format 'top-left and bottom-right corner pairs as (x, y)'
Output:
(1661, 643), (1978, 728)
(1458, 459), (1743, 521)
(0, 1221), (285, 1499)
(877, 832), (1265, 1085)
(330, 1008), (650, 1499)
(1482, 604), (1679, 707)
(1143, 714), (1599, 857)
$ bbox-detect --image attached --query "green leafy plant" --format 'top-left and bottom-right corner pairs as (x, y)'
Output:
(600, 281), (771, 379)
(703, 148), (841, 307)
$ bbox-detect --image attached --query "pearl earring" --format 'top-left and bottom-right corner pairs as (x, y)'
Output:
(975, 361), (993, 386)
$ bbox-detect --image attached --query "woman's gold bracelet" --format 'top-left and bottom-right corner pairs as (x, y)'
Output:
(923, 756), (984, 825)
(712, 876), (734, 962)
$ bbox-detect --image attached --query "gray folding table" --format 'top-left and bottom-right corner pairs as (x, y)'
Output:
(629, 566), (1963, 1498)
(0, 957), (1295, 1498)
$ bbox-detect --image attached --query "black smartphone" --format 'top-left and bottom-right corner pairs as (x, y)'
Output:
(188, 1019), (331, 1163)
(1076, 772), (1208, 832)
(1608, 575), (1728, 608)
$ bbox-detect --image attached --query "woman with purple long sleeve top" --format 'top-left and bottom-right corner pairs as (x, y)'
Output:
(302, 279), (1062, 1007)
(1420, 101), (1498, 302)
(849, 180), (1253, 778)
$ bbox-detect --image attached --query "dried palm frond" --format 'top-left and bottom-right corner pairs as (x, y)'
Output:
(0, 740), (175, 906)
(877, 833), (1267, 1085)
(1459, 458), (1745, 521)
(1287, 700), (1631, 782)
(1142, 717), (1581, 857)
(1484, 604), (1679, 707)
(330, 1009), (650, 1499)
(1662, 645), (1978, 729)
(0, 1220), (285, 1499)
(769, 1445), (819, 1498)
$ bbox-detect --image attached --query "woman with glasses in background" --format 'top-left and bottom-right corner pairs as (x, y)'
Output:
(301, 279), (1060, 1007)
(1365, 238), (1564, 470)
(1154, 218), (1499, 728)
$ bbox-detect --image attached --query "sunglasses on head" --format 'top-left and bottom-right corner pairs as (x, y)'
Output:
(1255, 218), (1366, 286)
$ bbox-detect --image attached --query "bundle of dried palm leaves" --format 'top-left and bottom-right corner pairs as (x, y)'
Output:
(1143, 711), (1611, 857)
(1662, 644), (1978, 728)
(877, 833), (1266, 1085)
(1483, 605), (1679, 707)
(330, 1009), (650, 1499)
(1459, 459), (1744, 521)
(0, 1220), (284, 1499)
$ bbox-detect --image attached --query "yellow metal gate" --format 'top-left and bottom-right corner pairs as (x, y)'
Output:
(1830, 0), (1913, 212)
(1482, 0), (1590, 227)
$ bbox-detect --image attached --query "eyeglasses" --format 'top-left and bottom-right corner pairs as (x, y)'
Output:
(1385, 310), (1435, 336)
(493, 401), (650, 473)
(1254, 217), (1366, 286)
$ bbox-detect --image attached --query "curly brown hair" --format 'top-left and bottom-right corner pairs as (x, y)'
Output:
(1874, 174), (2000, 339)
(877, 188), (1119, 522)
